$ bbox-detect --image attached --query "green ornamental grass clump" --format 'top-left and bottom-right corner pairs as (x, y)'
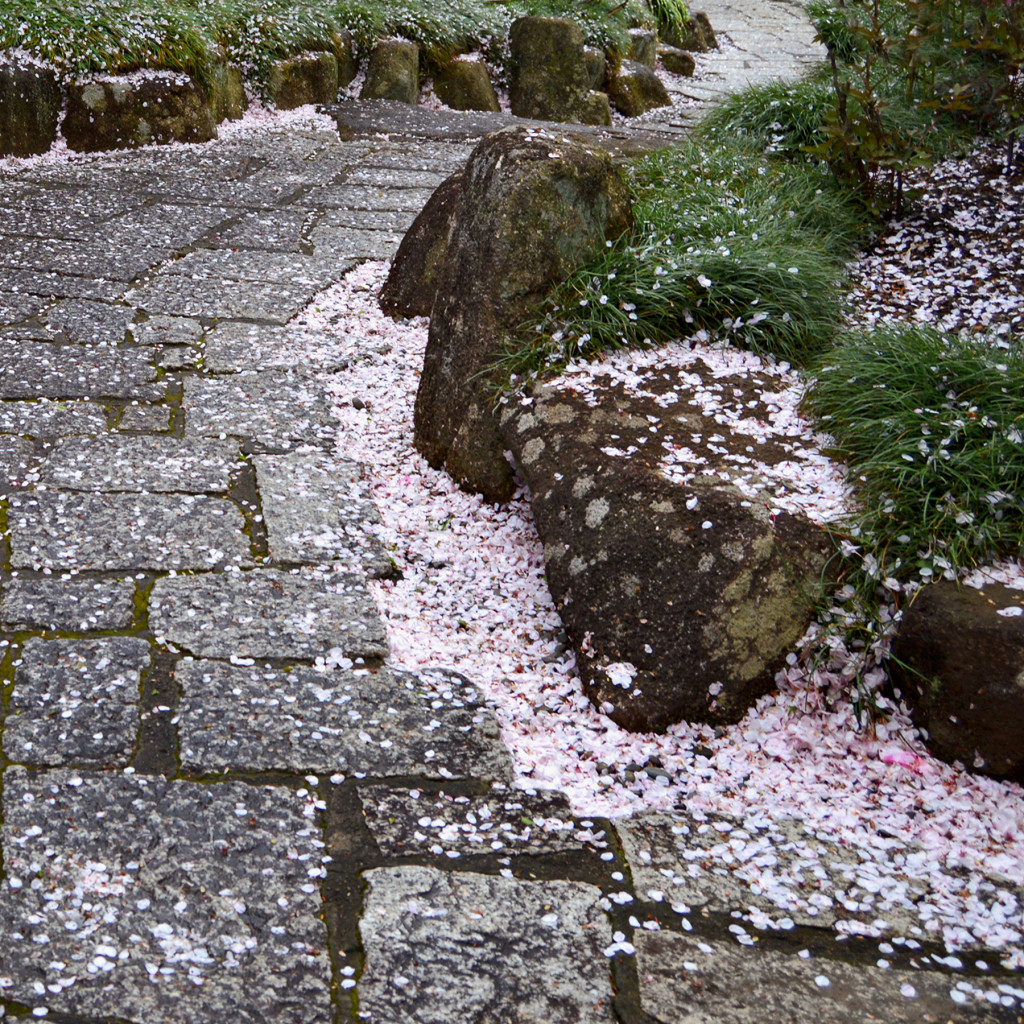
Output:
(805, 325), (1024, 585)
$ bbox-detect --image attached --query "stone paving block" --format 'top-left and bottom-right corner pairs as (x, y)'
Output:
(1, 576), (137, 631)
(117, 404), (173, 431)
(0, 237), (173, 280)
(183, 371), (335, 444)
(155, 345), (201, 369)
(0, 434), (35, 488)
(359, 865), (615, 1023)
(3, 637), (149, 767)
(313, 207), (417, 232)
(203, 322), (358, 373)
(359, 785), (598, 858)
(162, 248), (353, 289)
(201, 208), (311, 251)
(0, 289), (52, 324)
(343, 167), (449, 189)
(8, 492), (254, 571)
(149, 567), (387, 660)
(177, 662), (511, 779)
(300, 184), (435, 212)
(0, 268), (127, 301)
(0, 768), (333, 1024)
(41, 298), (135, 345)
(0, 400), (109, 436)
(130, 275), (315, 323)
(129, 315), (204, 346)
(360, 147), (475, 173)
(0, 343), (164, 400)
(633, 931), (1007, 1023)
(41, 435), (241, 492)
(254, 451), (392, 574)
(93, 203), (233, 249)
(307, 224), (403, 261)
(618, 810), (929, 933)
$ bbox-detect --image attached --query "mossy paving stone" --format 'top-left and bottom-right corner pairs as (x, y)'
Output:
(0, 768), (333, 1024)
(40, 297), (136, 346)
(40, 435), (242, 493)
(176, 662), (511, 780)
(0, 343), (164, 401)
(160, 248), (352, 289)
(199, 207), (311, 252)
(8, 492), (254, 571)
(203, 322), (357, 374)
(254, 451), (393, 575)
(129, 275), (316, 323)
(117, 404), (174, 431)
(149, 568), (387, 661)
(3, 637), (150, 767)
(358, 865), (615, 1023)
(183, 371), (336, 444)
(0, 576), (137, 631)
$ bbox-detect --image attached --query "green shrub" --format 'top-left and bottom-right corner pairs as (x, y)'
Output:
(805, 325), (1024, 582)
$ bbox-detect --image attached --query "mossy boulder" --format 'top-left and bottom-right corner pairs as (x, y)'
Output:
(584, 47), (607, 91)
(627, 28), (658, 69)
(414, 126), (632, 502)
(207, 54), (247, 122)
(658, 45), (696, 76)
(662, 12), (718, 52)
(433, 57), (500, 112)
(0, 53), (62, 157)
(606, 60), (671, 117)
(64, 73), (217, 153)
(361, 39), (420, 104)
(332, 29), (358, 88)
(509, 17), (591, 123)
(891, 582), (1024, 781)
(580, 91), (612, 126)
(266, 52), (339, 109)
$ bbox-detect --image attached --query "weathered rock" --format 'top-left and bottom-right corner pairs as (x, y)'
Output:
(361, 39), (420, 104)
(433, 56), (500, 112)
(414, 126), (632, 502)
(662, 15), (711, 51)
(584, 46), (607, 90)
(64, 73), (217, 152)
(332, 29), (358, 87)
(207, 56), (247, 122)
(694, 12), (720, 49)
(607, 59), (672, 117)
(580, 90), (613, 126)
(658, 44), (697, 76)
(499, 376), (834, 731)
(379, 170), (464, 319)
(0, 54), (62, 157)
(627, 28), (658, 68)
(509, 17), (591, 123)
(266, 51), (339, 109)
(891, 582), (1024, 780)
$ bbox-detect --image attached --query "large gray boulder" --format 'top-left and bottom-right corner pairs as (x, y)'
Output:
(509, 17), (591, 123)
(891, 582), (1024, 780)
(379, 170), (464, 319)
(266, 52), (339, 109)
(413, 126), (632, 503)
(361, 39), (420, 104)
(0, 54), (62, 157)
(433, 57), (500, 112)
(499, 378), (834, 732)
(64, 73), (217, 152)
(607, 60), (671, 117)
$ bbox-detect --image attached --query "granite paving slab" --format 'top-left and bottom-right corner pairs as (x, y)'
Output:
(254, 451), (392, 574)
(200, 208), (311, 252)
(307, 225), (403, 261)
(0, 434), (34, 488)
(183, 371), (335, 444)
(161, 249), (353, 289)
(149, 567), (387, 661)
(311, 208), (417, 232)
(41, 298), (135, 345)
(299, 184), (436, 212)
(0, 768), (334, 1024)
(117, 404), (173, 431)
(358, 865), (615, 1023)
(359, 785), (598, 858)
(0, 237), (173, 280)
(619, 810), (909, 930)
(2, 637), (150, 767)
(633, 931), (1010, 1023)
(41, 435), (242, 492)
(177, 662), (512, 780)
(8, 492), (254, 571)
(203, 322), (356, 373)
(129, 315), (204, 346)
(343, 168), (449, 189)
(0, 400), (109, 436)
(0, 343), (164, 401)
(0, 576), (137, 631)
(129, 276), (315, 323)
(0, 268), (127, 301)
(0, 289), (53, 324)
(92, 203), (234, 249)
(155, 345), (201, 369)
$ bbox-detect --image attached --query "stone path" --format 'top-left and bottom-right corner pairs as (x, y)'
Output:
(1, 2), (1022, 1021)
